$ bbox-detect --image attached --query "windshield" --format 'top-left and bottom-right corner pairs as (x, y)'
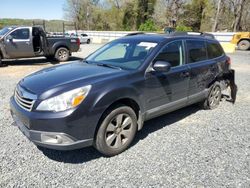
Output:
(0, 27), (13, 36)
(86, 40), (158, 70)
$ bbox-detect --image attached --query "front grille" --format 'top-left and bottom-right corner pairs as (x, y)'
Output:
(14, 90), (35, 111)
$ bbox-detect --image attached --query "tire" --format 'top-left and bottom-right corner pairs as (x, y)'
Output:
(201, 82), (222, 110)
(238, 40), (250, 51)
(54, 47), (70, 62)
(94, 105), (137, 156)
(87, 39), (90, 44)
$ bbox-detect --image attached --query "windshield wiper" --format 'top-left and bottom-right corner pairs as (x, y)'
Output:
(82, 60), (89, 64)
(96, 63), (122, 70)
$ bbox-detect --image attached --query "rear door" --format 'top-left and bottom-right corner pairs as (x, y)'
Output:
(4, 27), (34, 58)
(186, 39), (217, 103)
(143, 40), (190, 118)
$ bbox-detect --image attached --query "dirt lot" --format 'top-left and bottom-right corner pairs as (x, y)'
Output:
(0, 45), (249, 187)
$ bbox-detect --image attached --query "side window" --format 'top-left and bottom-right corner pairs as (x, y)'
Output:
(9, 29), (30, 40)
(154, 41), (184, 67)
(187, 40), (207, 63)
(207, 41), (224, 59)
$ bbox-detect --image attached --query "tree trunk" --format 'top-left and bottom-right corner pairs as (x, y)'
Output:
(232, 0), (246, 32)
(212, 0), (222, 32)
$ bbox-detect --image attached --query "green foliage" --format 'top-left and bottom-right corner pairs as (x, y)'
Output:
(175, 25), (192, 31)
(0, 18), (73, 32)
(1, 0), (249, 32)
(138, 19), (158, 31)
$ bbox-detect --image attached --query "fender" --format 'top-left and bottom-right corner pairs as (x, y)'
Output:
(208, 69), (237, 104)
(90, 84), (145, 130)
(50, 41), (69, 55)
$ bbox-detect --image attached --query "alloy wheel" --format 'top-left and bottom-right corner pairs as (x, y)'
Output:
(105, 113), (133, 149)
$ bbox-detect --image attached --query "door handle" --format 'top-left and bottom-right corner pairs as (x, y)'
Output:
(180, 71), (190, 78)
(25, 42), (30, 44)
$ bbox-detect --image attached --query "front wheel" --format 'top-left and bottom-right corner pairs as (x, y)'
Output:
(54, 47), (70, 62)
(87, 39), (90, 44)
(201, 82), (222, 110)
(94, 105), (137, 156)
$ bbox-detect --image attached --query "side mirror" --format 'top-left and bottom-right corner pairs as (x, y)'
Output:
(6, 35), (13, 42)
(153, 61), (171, 72)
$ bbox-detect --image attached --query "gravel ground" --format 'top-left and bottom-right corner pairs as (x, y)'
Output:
(0, 45), (249, 188)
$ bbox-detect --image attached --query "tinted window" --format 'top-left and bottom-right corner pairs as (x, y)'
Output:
(187, 40), (207, 63)
(10, 29), (29, 39)
(154, 40), (184, 67)
(81, 34), (88, 37)
(207, 41), (224, 59)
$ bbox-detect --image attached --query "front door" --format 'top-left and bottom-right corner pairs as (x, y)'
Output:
(143, 40), (190, 119)
(4, 28), (34, 58)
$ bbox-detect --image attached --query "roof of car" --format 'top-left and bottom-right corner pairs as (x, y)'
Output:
(121, 32), (217, 43)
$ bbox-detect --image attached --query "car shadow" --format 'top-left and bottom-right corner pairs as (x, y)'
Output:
(39, 104), (200, 163)
(3, 56), (83, 66)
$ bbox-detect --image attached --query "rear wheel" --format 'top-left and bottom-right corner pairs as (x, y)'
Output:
(238, 40), (250, 51)
(87, 39), (90, 44)
(94, 105), (137, 156)
(201, 82), (222, 110)
(54, 47), (70, 62)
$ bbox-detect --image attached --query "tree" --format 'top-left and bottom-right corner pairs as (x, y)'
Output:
(229, 0), (247, 31)
(212, 0), (222, 31)
(181, 0), (208, 31)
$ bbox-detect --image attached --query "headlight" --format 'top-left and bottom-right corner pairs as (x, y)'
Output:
(36, 85), (91, 112)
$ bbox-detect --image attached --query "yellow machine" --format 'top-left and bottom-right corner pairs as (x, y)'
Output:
(231, 32), (250, 50)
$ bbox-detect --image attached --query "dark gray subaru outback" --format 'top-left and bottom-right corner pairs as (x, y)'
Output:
(10, 33), (237, 156)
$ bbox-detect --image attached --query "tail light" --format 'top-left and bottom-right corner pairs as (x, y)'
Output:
(226, 56), (231, 69)
(226, 57), (232, 65)
(76, 38), (80, 46)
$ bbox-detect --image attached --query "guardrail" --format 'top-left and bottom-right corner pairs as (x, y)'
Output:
(67, 30), (236, 53)
(67, 30), (236, 43)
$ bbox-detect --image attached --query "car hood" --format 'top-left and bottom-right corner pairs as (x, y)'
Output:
(19, 61), (124, 96)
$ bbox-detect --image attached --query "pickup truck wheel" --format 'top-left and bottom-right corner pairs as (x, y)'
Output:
(238, 40), (250, 50)
(55, 47), (69, 62)
(94, 105), (137, 156)
(202, 82), (222, 110)
(87, 39), (90, 44)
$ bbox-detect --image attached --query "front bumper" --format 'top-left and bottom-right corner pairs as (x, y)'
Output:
(10, 97), (95, 150)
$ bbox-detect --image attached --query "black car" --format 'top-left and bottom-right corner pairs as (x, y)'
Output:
(10, 33), (237, 156)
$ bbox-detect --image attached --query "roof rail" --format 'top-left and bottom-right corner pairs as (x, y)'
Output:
(170, 31), (215, 39)
(126, 32), (145, 36)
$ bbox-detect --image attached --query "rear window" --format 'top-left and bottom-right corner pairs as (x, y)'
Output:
(207, 41), (224, 59)
(187, 40), (207, 63)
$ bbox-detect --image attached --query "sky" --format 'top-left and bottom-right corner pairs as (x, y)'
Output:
(0, 0), (66, 20)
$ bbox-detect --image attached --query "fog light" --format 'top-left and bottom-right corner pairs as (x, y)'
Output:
(41, 133), (74, 144)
